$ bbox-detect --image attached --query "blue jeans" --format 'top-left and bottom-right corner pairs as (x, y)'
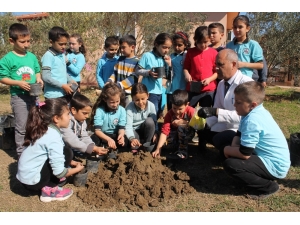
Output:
(11, 94), (38, 156)
(148, 93), (162, 116)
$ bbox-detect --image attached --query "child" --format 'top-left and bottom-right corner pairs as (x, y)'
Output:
(135, 33), (172, 116)
(152, 89), (195, 160)
(96, 36), (119, 89)
(16, 98), (85, 202)
(60, 93), (109, 158)
(107, 34), (139, 106)
(183, 26), (218, 108)
(90, 82), (127, 151)
(0, 23), (43, 157)
(66, 33), (86, 90)
(41, 26), (76, 100)
(223, 81), (290, 199)
(125, 83), (157, 153)
(226, 15), (264, 78)
(166, 31), (191, 111)
(208, 23), (225, 52)
(208, 23), (225, 107)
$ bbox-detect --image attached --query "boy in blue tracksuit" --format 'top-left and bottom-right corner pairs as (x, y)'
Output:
(41, 26), (76, 100)
(96, 36), (119, 89)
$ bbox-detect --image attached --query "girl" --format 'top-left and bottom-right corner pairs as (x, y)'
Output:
(166, 31), (191, 111)
(16, 98), (84, 203)
(183, 26), (218, 108)
(226, 15), (264, 78)
(90, 82), (127, 151)
(66, 33), (86, 91)
(125, 83), (157, 153)
(135, 33), (172, 116)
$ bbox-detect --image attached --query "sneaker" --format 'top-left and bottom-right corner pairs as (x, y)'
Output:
(167, 151), (188, 160)
(192, 134), (199, 143)
(58, 177), (67, 187)
(40, 186), (73, 203)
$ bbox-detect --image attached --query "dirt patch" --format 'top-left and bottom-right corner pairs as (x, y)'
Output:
(77, 151), (195, 211)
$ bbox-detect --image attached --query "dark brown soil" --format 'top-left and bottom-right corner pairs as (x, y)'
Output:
(77, 151), (195, 210)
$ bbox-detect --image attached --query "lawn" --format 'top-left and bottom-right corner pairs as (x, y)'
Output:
(0, 85), (300, 214)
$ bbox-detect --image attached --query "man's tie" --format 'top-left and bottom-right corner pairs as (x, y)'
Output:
(224, 82), (230, 97)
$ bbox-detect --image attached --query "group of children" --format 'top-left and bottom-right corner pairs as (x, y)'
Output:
(0, 14), (290, 203)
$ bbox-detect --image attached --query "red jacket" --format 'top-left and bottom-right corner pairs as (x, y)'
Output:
(161, 105), (195, 136)
(184, 47), (218, 92)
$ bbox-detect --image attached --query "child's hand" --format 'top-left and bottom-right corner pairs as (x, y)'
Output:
(152, 148), (161, 158)
(36, 78), (44, 88)
(62, 84), (73, 95)
(107, 137), (117, 149)
(172, 119), (187, 127)
(201, 78), (211, 86)
(75, 162), (85, 173)
(70, 160), (81, 167)
(185, 74), (192, 82)
(94, 146), (108, 156)
(117, 134), (125, 146)
(18, 81), (30, 91)
(164, 55), (172, 67)
(130, 138), (141, 148)
(149, 69), (159, 79)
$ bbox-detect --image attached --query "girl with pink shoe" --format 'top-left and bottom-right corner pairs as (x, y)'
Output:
(16, 98), (84, 202)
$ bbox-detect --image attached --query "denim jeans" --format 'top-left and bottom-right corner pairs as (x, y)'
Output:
(148, 93), (162, 116)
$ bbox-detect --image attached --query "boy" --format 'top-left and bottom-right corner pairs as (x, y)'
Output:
(60, 94), (109, 160)
(0, 23), (43, 157)
(41, 26), (76, 100)
(207, 23), (225, 118)
(223, 81), (290, 199)
(152, 89), (195, 160)
(96, 36), (119, 89)
(107, 35), (139, 106)
(208, 23), (225, 52)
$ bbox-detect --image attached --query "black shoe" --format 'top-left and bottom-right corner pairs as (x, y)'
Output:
(246, 183), (279, 200)
(198, 141), (207, 152)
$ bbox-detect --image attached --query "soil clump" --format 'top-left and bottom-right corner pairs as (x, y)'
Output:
(77, 151), (195, 210)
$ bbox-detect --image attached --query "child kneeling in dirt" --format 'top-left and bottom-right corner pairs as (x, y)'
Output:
(223, 81), (290, 200)
(125, 83), (157, 153)
(60, 93), (108, 159)
(152, 89), (195, 160)
(90, 83), (127, 156)
(16, 98), (84, 202)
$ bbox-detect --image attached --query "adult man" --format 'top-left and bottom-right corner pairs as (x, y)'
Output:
(197, 49), (253, 157)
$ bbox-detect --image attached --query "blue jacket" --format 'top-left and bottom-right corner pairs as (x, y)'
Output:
(96, 53), (119, 88)
(16, 125), (68, 185)
(66, 52), (86, 82)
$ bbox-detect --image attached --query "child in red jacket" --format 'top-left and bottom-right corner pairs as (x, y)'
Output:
(152, 89), (195, 160)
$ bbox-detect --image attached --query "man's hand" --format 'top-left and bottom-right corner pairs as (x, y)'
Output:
(198, 107), (217, 118)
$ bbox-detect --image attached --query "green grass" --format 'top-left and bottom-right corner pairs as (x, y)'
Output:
(1, 85), (300, 212)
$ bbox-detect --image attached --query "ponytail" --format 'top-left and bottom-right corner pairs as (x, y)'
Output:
(23, 98), (68, 146)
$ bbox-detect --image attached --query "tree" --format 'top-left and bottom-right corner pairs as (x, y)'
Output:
(247, 12), (300, 86)
(0, 12), (206, 85)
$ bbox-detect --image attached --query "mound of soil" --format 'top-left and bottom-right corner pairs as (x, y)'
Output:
(77, 151), (195, 210)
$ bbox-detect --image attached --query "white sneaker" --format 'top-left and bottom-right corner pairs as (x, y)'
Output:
(192, 135), (199, 143)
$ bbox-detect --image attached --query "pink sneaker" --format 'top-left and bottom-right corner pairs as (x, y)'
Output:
(40, 186), (73, 203)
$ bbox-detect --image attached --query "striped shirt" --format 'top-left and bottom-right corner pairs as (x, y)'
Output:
(108, 56), (139, 94)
